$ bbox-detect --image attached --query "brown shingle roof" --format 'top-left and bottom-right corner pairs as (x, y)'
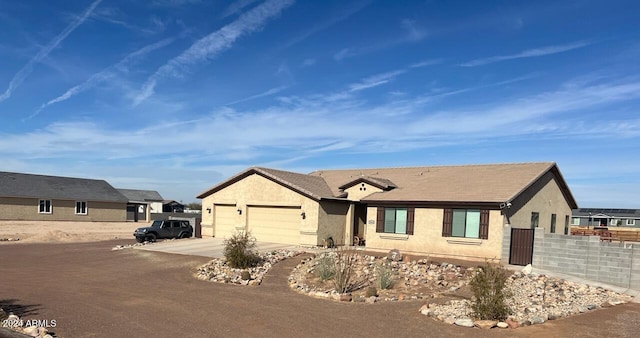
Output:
(310, 162), (574, 205)
(197, 162), (577, 208)
(196, 167), (338, 201)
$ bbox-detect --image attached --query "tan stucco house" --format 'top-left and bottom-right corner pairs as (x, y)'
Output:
(197, 162), (577, 261)
(0, 171), (129, 221)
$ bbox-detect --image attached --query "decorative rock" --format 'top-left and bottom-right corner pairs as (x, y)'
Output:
(339, 293), (352, 302)
(387, 249), (403, 262)
(474, 320), (497, 329)
(22, 326), (39, 336)
(497, 322), (509, 329)
(522, 264), (533, 275)
(454, 318), (474, 328)
(505, 318), (519, 329)
(443, 317), (456, 325)
(529, 316), (545, 325)
(366, 296), (377, 304)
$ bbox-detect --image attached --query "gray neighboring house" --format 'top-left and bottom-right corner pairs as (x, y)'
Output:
(0, 171), (128, 221)
(117, 189), (164, 222)
(571, 208), (640, 228)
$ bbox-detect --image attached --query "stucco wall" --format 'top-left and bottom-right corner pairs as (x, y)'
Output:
(506, 172), (572, 234)
(199, 173), (321, 246)
(365, 207), (505, 261)
(344, 183), (383, 201)
(0, 197), (126, 221)
(317, 201), (349, 246)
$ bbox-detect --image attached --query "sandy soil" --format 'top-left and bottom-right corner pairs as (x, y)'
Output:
(0, 220), (146, 243)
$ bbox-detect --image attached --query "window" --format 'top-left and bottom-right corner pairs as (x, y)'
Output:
(38, 199), (52, 214)
(442, 209), (489, 239)
(531, 212), (539, 229)
(610, 219), (619, 226)
(550, 214), (556, 233)
(75, 201), (87, 215)
(376, 207), (414, 235)
(564, 215), (570, 235)
(572, 217), (580, 225)
(627, 219), (636, 226)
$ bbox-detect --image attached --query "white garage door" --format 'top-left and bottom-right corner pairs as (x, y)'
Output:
(214, 204), (237, 238)
(247, 206), (301, 245)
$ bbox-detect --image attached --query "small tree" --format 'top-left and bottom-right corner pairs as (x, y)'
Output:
(223, 231), (261, 269)
(469, 262), (511, 320)
(376, 262), (394, 290)
(315, 253), (336, 281)
(332, 247), (359, 293)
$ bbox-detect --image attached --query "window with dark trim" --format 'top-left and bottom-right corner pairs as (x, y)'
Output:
(442, 209), (489, 239)
(564, 215), (570, 235)
(376, 207), (414, 235)
(550, 214), (557, 233)
(38, 199), (52, 214)
(531, 212), (539, 229)
(75, 201), (87, 215)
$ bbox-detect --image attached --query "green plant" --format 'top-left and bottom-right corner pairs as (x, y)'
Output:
(365, 286), (378, 297)
(223, 231), (261, 269)
(315, 254), (336, 281)
(376, 263), (394, 290)
(469, 262), (512, 320)
(240, 270), (251, 281)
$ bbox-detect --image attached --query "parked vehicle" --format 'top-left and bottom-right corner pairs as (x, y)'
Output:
(134, 220), (193, 243)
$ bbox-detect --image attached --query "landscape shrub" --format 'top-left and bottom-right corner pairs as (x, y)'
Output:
(223, 231), (261, 269)
(469, 262), (512, 320)
(315, 254), (336, 281)
(332, 247), (360, 293)
(376, 263), (394, 290)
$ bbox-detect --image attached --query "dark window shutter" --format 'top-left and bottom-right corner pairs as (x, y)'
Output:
(479, 209), (490, 239)
(406, 207), (415, 235)
(442, 208), (452, 237)
(376, 207), (385, 233)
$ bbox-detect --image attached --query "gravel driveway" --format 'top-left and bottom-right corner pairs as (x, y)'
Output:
(1, 240), (639, 337)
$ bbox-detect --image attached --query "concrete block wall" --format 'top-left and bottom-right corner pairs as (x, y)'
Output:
(531, 228), (640, 290)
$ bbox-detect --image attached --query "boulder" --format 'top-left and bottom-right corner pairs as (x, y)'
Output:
(454, 318), (474, 328)
(474, 320), (497, 329)
(497, 322), (509, 329)
(522, 264), (533, 275)
(388, 249), (403, 262)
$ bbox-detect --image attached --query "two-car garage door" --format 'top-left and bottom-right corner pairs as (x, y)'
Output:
(247, 206), (301, 245)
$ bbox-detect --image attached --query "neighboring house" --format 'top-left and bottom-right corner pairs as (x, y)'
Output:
(197, 162), (578, 261)
(162, 200), (184, 213)
(0, 171), (128, 221)
(571, 208), (640, 228)
(117, 189), (164, 222)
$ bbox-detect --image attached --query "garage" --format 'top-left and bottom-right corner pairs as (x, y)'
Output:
(214, 204), (237, 238)
(247, 206), (301, 244)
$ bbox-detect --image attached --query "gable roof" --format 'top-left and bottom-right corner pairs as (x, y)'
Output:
(310, 162), (577, 207)
(196, 167), (339, 201)
(117, 189), (164, 203)
(0, 171), (129, 203)
(197, 162), (577, 209)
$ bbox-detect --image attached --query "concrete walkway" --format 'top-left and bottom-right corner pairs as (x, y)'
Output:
(133, 237), (300, 258)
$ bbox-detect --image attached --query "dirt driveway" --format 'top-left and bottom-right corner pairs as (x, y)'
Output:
(1, 241), (639, 337)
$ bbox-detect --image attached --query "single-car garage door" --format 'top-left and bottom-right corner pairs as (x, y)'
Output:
(247, 206), (301, 245)
(214, 204), (237, 238)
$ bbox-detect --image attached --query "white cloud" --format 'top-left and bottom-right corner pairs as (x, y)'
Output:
(31, 37), (174, 118)
(460, 41), (591, 67)
(401, 19), (427, 42)
(333, 48), (355, 61)
(348, 69), (406, 92)
(0, 0), (102, 102)
(223, 0), (261, 18)
(224, 85), (288, 105)
(133, 0), (295, 105)
(301, 58), (316, 67)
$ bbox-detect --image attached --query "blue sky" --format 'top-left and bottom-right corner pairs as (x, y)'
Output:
(1, 0), (639, 207)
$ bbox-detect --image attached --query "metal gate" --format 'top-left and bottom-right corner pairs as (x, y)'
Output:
(509, 228), (534, 266)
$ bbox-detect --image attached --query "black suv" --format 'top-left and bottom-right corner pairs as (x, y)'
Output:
(134, 220), (193, 243)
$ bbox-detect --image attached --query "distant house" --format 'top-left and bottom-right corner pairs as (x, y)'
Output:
(162, 200), (184, 213)
(117, 189), (164, 222)
(571, 208), (640, 228)
(0, 171), (128, 221)
(197, 162), (577, 261)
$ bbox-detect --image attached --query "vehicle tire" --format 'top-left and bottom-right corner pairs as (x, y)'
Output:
(179, 232), (189, 239)
(135, 237), (144, 243)
(145, 233), (157, 242)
